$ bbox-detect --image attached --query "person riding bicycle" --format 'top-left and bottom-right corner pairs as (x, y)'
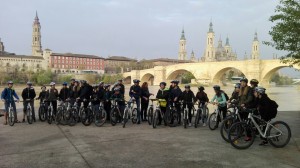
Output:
(129, 79), (142, 124)
(210, 85), (227, 127)
(59, 82), (70, 102)
(118, 79), (125, 95)
(250, 79), (259, 88)
(254, 87), (278, 146)
(156, 82), (169, 125)
(91, 85), (102, 116)
(45, 82), (59, 116)
(239, 78), (255, 109)
(1, 81), (20, 125)
(228, 83), (241, 103)
(181, 85), (196, 127)
(36, 85), (47, 102)
(103, 84), (112, 120)
(69, 80), (81, 107)
(169, 80), (182, 125)
(21, 81), (36, 122)
(111, 87), (125, 123)
(195, 86), (209, 126)
(79, 80), (93, 108)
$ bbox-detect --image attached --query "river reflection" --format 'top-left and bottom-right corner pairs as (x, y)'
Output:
(124, 85), (300, 112)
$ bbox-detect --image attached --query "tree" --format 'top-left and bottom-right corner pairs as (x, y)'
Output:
(264, 0), (300, 65)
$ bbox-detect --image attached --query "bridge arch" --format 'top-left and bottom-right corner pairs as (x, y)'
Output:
(261, 65), (300, 85)
(212, 67), (246, 85)
(166, 69), (196, 83)
(141, 73), (154, 85)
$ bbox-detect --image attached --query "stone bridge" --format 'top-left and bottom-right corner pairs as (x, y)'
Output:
(122, 59), (300, 86)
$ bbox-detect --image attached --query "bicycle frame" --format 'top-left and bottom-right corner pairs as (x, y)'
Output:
(248, 112), (283, 139)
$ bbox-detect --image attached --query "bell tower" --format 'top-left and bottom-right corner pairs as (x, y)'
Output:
(32, 11), (43, 56)
(204, 21), (215, 61)
(251, 31), (260, 60)
(178, 28), (187, 60)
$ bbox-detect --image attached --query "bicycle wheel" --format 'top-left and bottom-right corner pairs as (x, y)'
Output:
(131, 108), (137, 124)
(208, 112), (218, 130)
(228, 122), (255, 150)
(194, 109), (201, 128)
(47, 109), (53, 124)
(39, 106), (46, 121)
(147, 107), (153, 125)
(152, 109), (159, 129)
(8, 110), (15, 126)
(122, 108), (129, 128)
(267, 121), (291, 148)
(27, 108), (33, 124)
(55, 108), (63, 125)
(169, 110), (179, 127)
(183, 110), (188, 129)
(95, 108), (107, 127)
(220, 117), (235, 143)
(110, 108), (118, 126)
(68, 109), (77, 126)
(81, 108), (93, 126)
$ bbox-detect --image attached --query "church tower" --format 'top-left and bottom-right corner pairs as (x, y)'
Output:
(224, 36), (232, 55)
(178, 29), (187, 60)
(204, 21), (215, 61)
(251, 31), (260, 60)
(0, 38), (4, 52)
(32, 11), (43, 56)
(190, 50), (196, 62)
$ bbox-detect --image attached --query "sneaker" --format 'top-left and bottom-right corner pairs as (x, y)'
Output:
(188, 123), (192, 127)
(203, 123), (206, 127)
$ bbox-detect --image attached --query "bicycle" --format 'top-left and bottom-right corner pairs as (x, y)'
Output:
(38, 99), (47, 122)
(228, 109), (291, 150)
(123, 98), (138, 128)
(46, 101), (55, 124)
(194, 102), (209, 128)
(220, 100), (242, 142)
(110, 98), (124, 126)
(208, 103), (231, 130)
(6, 100), (18, 126)
(68, 100), (80, 126)
(152, 99), (167, 128)
(181, 101), (194, 128)
(80, 99), (94, 126)
(147, 99), (156, 125)
(23, 99), (34, 124)
(94, 100), (107, 127)
(55, 100), (68, 125)
(166, 102), (180, 127)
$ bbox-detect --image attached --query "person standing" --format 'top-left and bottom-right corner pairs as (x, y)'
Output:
(129, 79), (142, 124)
(195, 86), (209, 126)
(169, 80), (182, 125)
(118, 79), (125, 95)
(1, 81), (20, 125)
(21, 82), (36, 122)
(181, 85), (196, 127)
(210, 85), (227, 128)
(59, 82), (70, 102)
(103, 84), (112, 120)
(45, 82), (59, 116)
(141, 82), (153, 121)
(156, 82), (169, 125)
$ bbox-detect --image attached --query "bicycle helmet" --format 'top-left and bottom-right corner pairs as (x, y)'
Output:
(184, 85), (190, 88)
(240, 77), (248, 83)
(250, 79), (259, 85)
(114, 87), (120, 91)
(234, 83), (241, 88)
(198, 86), (205, 90)
(81, 80), (87, 84)
(99, 81), (104, 85)
(171, 80), (179, 84)
(118, 79), (123, 82)
(26, 81), (32, 85)
(70, 78), (75, 81)
(50, 82), (56, 86)
(160, 82), (166, 86)
(41, 85), (46, 89)
(62, 82), (68, 86)
(133, 79), (140, 83)
(254, 87), (266, 94)
(104, 84), (111, 88)
(213, 85), (221, 91)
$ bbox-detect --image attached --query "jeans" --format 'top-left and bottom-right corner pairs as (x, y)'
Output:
(141, 100), (149, 120)
(23, 101), (35, 119)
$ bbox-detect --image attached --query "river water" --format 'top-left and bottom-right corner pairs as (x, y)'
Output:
(124, 85), (300, 112)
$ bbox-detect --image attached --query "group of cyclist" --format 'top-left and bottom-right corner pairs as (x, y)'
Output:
(1, 77), (275, 141)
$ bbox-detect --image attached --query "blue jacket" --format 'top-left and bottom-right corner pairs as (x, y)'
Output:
(1, 88), (19, 102)
(129, 85), (141, 99)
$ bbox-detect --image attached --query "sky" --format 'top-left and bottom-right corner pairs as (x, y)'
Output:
(0, 0), (299, 77)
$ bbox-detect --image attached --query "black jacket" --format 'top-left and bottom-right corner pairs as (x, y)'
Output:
(156, 89), (169, 100)
(37, 91), (47, 102)
(169, 87), (182, 102)
(70, 86), (81, 99)
(21, 87), (36, 100)
(129, 85), (141, 99)
(59, 88), (70, 101)
(119, 83), (125, 95)
(257, 94), (274, 121)
(196, 91), (209, 103)
(46, 88), (59, 101)
(181, 90), (196, 104)
(79, 84), (93, 100)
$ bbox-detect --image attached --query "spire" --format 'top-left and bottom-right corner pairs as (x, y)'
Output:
(254, 31), (258, 41)
(180, 28), (186, 40)
(34, 11), (40, 24)
(225, 36), (230, 46)
(217, 35), (222, 48)
(209, 20), (213, 33)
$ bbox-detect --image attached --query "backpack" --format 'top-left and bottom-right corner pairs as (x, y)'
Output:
(221, 90), (229, 101)
(268, 99), (278, 119)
